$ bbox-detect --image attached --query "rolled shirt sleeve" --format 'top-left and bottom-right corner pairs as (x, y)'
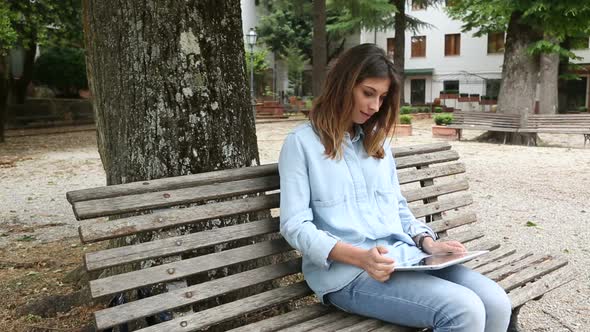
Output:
(279, 133), (339, 269)
(390, 150), (437, 240)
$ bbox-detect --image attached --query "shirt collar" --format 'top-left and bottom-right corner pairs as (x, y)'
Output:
(351, 124), (364, 143)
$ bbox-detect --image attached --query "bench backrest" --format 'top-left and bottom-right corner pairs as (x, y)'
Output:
(67, 142), (484, 331)
(523, 114), (590, 132)
(451, 111), (521, 130)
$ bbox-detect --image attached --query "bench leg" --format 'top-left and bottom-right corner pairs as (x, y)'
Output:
(584, 134), (589, 147)
(507, 306), (522, 332)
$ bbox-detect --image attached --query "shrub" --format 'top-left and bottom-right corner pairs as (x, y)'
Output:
(400, 106), (412, 114)
(304, 98), (313, 109)
(434, 113), (454, 126)
(399, 114), (412, 124)
(434, 106), (443, 113)
(34, 47), (88, 97)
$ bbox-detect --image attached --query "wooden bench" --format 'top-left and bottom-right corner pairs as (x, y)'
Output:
(66, 142), (573, 331)
(520, 114), (590, 147)
(447, 111), (521, 143)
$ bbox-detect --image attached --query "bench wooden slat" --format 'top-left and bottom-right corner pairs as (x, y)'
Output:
(79, 193), (280, 243)
(520, 128), (590, 133)
(498, 257), (567, 292)
(278, 312), (349, 332)
(485, 254), (546, 281)
(94, 258), (302, 330)
(313, 315), (365, 331)
(429, 212), (477, 234)
(90, 238), (293, 298)
(464, 238), (500, 252)
(228, 304), (333, 332)
(73, 175), (280, 220)
(397, 162), (466, 185)
(446, 229), (484, 244)
(138, 282), (312, 332)
(395, 150), (459, 169)
(475, 252), (533, 275)
(392, 142), (451, 157)
(507, 267), (575, 308)
(402, 179), (469, 203)
(85, 218), (280, 271)
(464, 246), (516, 269)
(447, 125), (519, 132)
(410, 193), (473, 218)
(334, 319), (384, 332)
(66, 164), (279, 203)
(369, 326), (414, 332)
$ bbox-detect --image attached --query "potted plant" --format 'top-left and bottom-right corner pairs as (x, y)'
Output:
(394, 114), (413, 136)
(469, 93), (480, 102)
(434, 106), (443, 113)
(432, 113), (458, 139)
(400, 105), (412, 115)
(458, 93), (470, 102)
(446, 90), (459, 99)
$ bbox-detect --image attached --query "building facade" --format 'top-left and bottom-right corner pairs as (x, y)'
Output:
(360, 2), (590, 111)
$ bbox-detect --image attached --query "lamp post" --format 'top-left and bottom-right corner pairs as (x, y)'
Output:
(246, 28), (257, 111)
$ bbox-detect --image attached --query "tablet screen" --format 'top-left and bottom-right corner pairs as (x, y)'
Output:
(395, 251), (489, 271)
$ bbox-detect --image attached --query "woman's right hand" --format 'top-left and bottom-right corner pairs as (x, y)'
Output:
(361, 246), (395, 282)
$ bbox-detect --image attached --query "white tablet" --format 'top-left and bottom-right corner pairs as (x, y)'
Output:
(394, 251), (489, 271)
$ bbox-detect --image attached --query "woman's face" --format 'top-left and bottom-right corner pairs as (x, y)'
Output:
(351, 77), (391, 125)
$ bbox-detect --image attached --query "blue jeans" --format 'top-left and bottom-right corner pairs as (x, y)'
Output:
(325, 265), (511, 332)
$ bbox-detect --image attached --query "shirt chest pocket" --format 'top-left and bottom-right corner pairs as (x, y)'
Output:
(374, 189), (400, 217)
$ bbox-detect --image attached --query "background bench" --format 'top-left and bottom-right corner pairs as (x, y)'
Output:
(520, 114), (590, 146)
(66, 143), (573, 331)
(447, 111), (521, 142)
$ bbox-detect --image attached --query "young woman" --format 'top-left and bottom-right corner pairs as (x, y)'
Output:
(278, 44), (511, 331)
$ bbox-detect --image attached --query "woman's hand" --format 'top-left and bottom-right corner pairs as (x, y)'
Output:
(422, 238), (466, 255)
(360, 246), (396, 282)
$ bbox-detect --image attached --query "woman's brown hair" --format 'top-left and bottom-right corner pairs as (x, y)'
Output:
(310, 43), (400, 159)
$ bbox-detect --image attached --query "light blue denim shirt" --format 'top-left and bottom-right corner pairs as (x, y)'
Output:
(278, 122), (436, 303)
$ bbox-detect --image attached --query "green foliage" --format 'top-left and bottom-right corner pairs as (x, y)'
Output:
(34, 47), (87, 95)
(0, 2), (17, 55)
(446, 0), (590, 59)
(246, 47), (271, 95)
(434, 113), (453, 126)
(400, 105), (412, 114)
(399, 114), (412, 124)
(284, 44), (310, 97)
(258, 0), (398, 59)
(434, 106), (443, 113)
(304, 98), (313, 109)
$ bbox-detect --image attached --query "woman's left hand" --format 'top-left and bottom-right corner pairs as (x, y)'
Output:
(422, 238), (466, 255)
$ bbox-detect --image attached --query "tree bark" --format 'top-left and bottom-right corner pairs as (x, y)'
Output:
(83, 0), (259, 186)
(0, 57), (8, 143)
(393, 0), (406, 104)
(11, 39), (36, 104)
(493, 11), (541, 145)
(538, 35), (559, 114)
(312, 0), (327, 97)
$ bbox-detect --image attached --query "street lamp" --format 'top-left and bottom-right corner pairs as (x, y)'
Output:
(246, 28), (257, 105)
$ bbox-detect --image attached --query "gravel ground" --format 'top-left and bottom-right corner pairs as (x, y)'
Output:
(1, 117), (588, 331)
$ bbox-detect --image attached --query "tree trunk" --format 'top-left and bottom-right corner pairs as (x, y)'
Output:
(0, 57), (9, 143)
(12, 39), (36, 104)
(538, 35), (559, 114)
(493, 11), (541, 145)
(83, 0), (259, 185)
(557, 38), (572, 113)
(82, 0), (261, 325)
(312, 0), (327, 97)
(393, 0), (406, 104)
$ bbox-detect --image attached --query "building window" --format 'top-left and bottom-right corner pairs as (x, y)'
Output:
(411, 36), (426, 57)
(488, 32), (505, 53)
(445, 34), (461, 56)
(411, 79), (426, 105)
(571, 37), (589, 50)
(485, 79), (501, 98)
(443, 80), (459, 92)
(387, 38), (395, 58)
(412, 1), (427, 10)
